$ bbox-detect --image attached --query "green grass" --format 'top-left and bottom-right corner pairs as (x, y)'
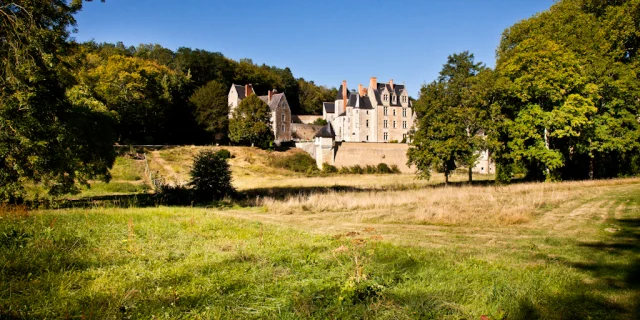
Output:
(110, 157), (145, 181)
(1, 180), (639, 319)
(75, 182), (150, 198)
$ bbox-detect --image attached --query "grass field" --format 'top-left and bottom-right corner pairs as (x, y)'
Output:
(2, 175), (639, 318)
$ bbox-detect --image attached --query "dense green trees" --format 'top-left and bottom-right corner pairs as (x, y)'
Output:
(408, 52), (487, 183)
(0, 0), (116, 201)
(411, 0), (640, 182)
(228, 95), (274, 148)
(189, 80), (230, 142)
(189, 150), (234, 201)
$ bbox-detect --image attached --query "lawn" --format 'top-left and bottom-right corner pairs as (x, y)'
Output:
(1, 178), (639, 319)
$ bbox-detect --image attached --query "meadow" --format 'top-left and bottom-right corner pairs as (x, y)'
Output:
(1, 146), (639, 319)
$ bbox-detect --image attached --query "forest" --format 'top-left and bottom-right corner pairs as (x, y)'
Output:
(1, 0), (639, 201)
(410, 0), (640, 182)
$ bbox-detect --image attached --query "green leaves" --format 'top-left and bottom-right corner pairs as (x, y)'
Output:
(228, 95), (274, 148)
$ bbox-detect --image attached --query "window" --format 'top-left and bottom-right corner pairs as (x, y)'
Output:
(384, 120), (388, 128)
(281, 114), (285, 122)
(392, 95), (396, 104)
(383, 106), (388, 116)
(383, 94), (388, 101)
(402, 96), (407, 103)
(366, 135), (369, 141)
(281, 124), (285, 132)
(393, 121), (396, 128)
(393, 109), (396, 116)
(402, 121), (407, 129)
(384, 132), (388, 141)
(402, 108), (407, 117)
(366, 119), (369, 128)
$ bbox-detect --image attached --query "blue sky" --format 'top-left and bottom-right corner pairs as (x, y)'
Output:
(74, 0), (555, 96)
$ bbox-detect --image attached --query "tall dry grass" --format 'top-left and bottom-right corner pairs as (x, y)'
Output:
(258, 178), (640, 226)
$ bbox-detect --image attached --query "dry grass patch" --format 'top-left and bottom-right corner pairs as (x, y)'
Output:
(258, 178), (640, 226)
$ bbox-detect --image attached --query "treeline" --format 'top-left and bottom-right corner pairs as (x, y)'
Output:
(69, 41), (337, 145)
(410, 0), (640, 182)
(0, 0), (336, 200)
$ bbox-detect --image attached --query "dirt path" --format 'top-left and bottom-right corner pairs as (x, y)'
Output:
(150, 150), (182, 186)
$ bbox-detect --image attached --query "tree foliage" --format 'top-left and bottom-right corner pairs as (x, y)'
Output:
(228, 95), (274, 148)
(0, 0), (116, 201)
(189, 80), (229, 141)
(188, 150), (234, 201)
(408, 52), (487, 183)
(493, 0), (640, 181)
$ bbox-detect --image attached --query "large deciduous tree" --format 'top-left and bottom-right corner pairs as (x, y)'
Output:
(189, 80), (229, 141)
(228, 95), (274, 148)
(408, 52), (487, 184)
(0, 0), (116, 201)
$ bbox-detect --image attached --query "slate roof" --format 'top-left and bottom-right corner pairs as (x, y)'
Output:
(372, 83), (408, 106)
(323, 102), (335, 113)
(315, 123), (335, 138)
(258, 93), (287, 112)
(233, 84), (250, 99)
(335, 85), (351, 101)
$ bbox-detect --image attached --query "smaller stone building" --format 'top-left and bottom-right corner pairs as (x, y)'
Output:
(228, 84), (292, 143)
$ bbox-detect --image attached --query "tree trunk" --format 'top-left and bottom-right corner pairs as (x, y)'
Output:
(468, 167), (473, 183)
(544, 127), (550, 178)
(589, 156), (594, 180)
(445, 170), (449, 185)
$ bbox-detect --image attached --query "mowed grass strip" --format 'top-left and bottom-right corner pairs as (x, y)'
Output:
(1, 185), (639, 320)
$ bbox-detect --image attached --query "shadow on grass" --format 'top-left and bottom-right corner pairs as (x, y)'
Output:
(514, 218), (640, 319)
(27, 177), (520, 209)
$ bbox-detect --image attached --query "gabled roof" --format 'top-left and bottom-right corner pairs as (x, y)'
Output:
(232, 84), (253, 99)
(335, 85), (350, 101)
(323, 102), (335, 113)
(258, 93), (288, 112)
(315, 123), (335, 138)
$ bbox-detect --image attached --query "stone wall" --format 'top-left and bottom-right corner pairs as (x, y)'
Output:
(295, 142), (315, 158)
(291, 123), (323, 141)
(292, 115), (323, 124)
(332, 142), (415, 173)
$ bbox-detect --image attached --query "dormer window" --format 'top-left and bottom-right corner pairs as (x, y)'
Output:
(383, 94), (388, 101)
(402, 95), (407, 103)
(392, 95), (397, 104)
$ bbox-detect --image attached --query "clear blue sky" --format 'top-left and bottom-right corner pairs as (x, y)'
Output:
(73, 0), (555, 96)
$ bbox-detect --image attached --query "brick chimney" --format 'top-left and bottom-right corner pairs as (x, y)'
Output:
(369, 77), (377, 90)
(268, 89), (273, 104)
(245, 84), (253, 96)
(389, 79), (394, 90)
(342, 80), (347, 114)
(358, 84), (364, 97)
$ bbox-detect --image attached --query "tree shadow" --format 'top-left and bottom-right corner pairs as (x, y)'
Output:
(513, 217), (640, 319)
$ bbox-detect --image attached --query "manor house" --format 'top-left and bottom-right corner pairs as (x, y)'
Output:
(322, 77), (416, 143)
(228, 84), (292, 143)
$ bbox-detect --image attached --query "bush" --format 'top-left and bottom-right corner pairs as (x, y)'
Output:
(389, 140), (398, 143)
(377, 163), (392, 174)
(322, 163), (338, 173)
(188, 150), (234, 201)
(270, 152), (318, 173)
(390, 165), (401, 174)
(364, 165), (377, 174)
(215, 148), (232, 160)
(350, 165), (364, 174)
(313, 118), (328, 126)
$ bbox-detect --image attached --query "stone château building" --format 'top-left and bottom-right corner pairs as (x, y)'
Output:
(322, 77), (416, 143)
(228, 84), (292, 143)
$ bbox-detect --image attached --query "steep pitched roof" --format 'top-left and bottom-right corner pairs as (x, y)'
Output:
(372, 83), (408, 106)
(232, 84), (253, 99)
(323, 102), (335, 113)
(335, 85), (351, 101)
(315, 123), (335, 138)
(258, 93), (287, 112)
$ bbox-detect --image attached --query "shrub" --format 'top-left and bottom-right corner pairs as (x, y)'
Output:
(338, 166), (351, 174)
(313, 118), (328, 126)
(364, 165), (377, 174)
(322, 163), (338, 173)
(270, 152), (318, 173)
(377, 163), (392, 174)
(215, 148), (232, 160)
(350, 165), (364, 174)
(389, 140), (398, 143)
(188, 150), (234, 201)
(390, 165), (401, 174)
